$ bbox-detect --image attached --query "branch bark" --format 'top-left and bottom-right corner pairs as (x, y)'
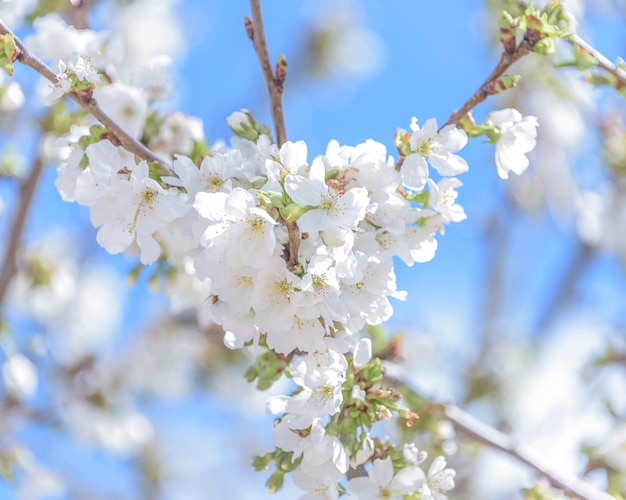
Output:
(387, 374), (611, 500)
(0, 142), (45, 308)
(443, 40), (534, 128)
(569, 34), (626, 89)
(248, 0), (287, 147)
(443, 404), (613, 500)
(0, 18), (170, 171)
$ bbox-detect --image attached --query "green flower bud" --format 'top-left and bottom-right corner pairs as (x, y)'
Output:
(499, 11), (517, 54)
(533, 37), (555, 55)
(279, 202), (312, 222)
(251, 452), (274, 472)
(275, 54), (287, 87)
(227, 109), (261, 142)
(266, 471), (284, 493)
(0, 34), (17, 76)
(485, 74), (521, 96)
(394, 128), (412, 157)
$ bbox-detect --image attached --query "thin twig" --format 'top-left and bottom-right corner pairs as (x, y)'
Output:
(247, 0), (297, 266)
(443, 40), (534, 128)
(569, 34), (626, 89)
(0, 19), (170, 171)
(248, 0), (287, 147)
(444, 404), (613, 500)
(0, 143), (45, 308)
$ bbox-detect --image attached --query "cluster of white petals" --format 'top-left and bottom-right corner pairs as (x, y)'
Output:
(52, 110), (473, 495)
(30, 10), (537, 495)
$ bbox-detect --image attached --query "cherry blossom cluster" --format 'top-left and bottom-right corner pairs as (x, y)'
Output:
(2, 7), (542, 498)
(52, 108), (482, 496)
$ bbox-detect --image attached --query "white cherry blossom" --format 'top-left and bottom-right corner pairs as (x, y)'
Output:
(345, 457), (425, 499)
(488, 108), (539, 179)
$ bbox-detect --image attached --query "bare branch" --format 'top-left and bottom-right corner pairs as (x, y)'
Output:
(0, 142), (45, 308)
(443, 40), (534, 128)
(387, 374), (611, 500)
(444, 404), (613, 500)
(569, 34), (626, 89)
(0, 18), (171, 171)
(248, 0), (288, 147)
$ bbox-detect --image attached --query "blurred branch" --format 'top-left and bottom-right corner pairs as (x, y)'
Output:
(389, 373), (612, 500)
(65, 0), (96, 30)
(0, 19), (170, 171)
(463, 200), (514, 404)
(0, 142), (45, 309)
(443, 404), (614, 500)
(247, 0), (288, 146)
(534, 241), (594, 335)
(443, 39), (534, 128)
(569, 34), (626, 89)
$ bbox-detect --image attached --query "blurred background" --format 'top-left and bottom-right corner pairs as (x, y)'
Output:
(0, 0), (625, 498)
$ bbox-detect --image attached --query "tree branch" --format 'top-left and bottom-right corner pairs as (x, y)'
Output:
(0, 19), (170, 171)
(443, 404), (614, 500)
(0, 142), (45, 309)
(569, 34), (626, 89)
(248, 0), (287, 147)
(388, 374), (611, 500)
(443, 40), (534, 128)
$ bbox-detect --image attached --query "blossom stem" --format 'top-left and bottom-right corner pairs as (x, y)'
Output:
(0, 19), (170, 171)
(0, 140), (45, 309)
(284, 220), (300, 268)
(248, 0), (288, 147)
(443, 404), (613, 500)
(442, 40), (534, 129)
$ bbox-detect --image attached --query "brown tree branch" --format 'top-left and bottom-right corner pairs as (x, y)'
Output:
(443, 404), (614, 500)
(0, 142), (45, 308)
(443, 40), (534, 128)
(0, 19), (170, 171)
(248, 0), (287, 147)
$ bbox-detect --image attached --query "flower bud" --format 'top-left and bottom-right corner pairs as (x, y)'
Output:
(350, 434), (374, 467)
(227, 109), (261, 142)
(499, 11), (517, 55)
(0, 34), (17, 76)
(279, 202), (310, 222)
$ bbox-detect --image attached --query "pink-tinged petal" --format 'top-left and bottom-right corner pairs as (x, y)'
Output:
(401, 153), (429, 191)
